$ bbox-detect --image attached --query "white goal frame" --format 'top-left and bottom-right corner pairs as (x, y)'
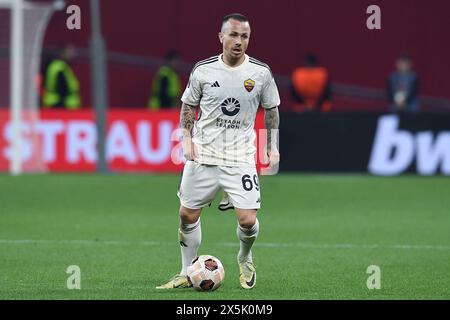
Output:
(0, 0), (57, 174)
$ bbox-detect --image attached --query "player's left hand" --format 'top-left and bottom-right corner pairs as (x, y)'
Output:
(267, 148), (280, 167)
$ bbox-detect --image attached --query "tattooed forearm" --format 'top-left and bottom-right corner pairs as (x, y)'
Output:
(264, 107), (279, 151)
(180, 103), (197, 138)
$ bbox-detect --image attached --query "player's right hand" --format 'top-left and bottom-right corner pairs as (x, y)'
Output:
(182, 137), (198, 161)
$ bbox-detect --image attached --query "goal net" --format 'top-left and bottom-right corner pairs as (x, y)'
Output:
(0, 0), (56, 174)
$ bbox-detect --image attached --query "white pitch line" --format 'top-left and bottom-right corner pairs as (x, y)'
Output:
(0, 239), (450, 251)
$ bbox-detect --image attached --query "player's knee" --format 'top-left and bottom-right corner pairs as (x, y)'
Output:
(238, 214), (257, 229)
(179, 206), (201, 223)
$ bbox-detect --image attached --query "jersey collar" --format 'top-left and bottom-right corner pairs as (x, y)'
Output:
(218, 53), (249, 70)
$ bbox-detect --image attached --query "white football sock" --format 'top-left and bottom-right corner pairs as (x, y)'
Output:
(237, 218), (259, 263)
(179, 219), (201, 276)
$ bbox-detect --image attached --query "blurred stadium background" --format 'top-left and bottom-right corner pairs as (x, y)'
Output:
(38, 0), (450, 111)
(0, 0), (449, 300)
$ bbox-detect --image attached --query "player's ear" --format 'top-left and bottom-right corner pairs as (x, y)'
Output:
(218, 32), (223, 44)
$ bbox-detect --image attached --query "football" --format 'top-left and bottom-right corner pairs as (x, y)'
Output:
(187, 255), (225, 291)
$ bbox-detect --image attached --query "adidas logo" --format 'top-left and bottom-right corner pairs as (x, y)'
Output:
(211, 81), (220, 87)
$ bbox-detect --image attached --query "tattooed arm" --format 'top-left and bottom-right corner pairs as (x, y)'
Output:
(180, 102), (198, 160)
(264, 106), (280, 166)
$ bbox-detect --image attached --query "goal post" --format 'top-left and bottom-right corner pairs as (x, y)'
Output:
(0, 0), (57, 174)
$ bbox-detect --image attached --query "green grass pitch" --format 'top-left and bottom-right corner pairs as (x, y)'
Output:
(0, 173), (449, 300)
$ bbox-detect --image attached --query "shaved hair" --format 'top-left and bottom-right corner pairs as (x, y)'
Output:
(221, 13), (250, 32)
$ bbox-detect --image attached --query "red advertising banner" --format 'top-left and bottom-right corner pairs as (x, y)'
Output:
(0, 109), (267, 172)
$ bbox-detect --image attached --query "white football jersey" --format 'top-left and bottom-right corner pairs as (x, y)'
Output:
(181, 54), (280, 167)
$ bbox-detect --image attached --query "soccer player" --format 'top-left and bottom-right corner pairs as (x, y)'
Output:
(156, 13), (280, 290)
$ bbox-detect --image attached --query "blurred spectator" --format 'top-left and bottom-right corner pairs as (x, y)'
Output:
(148, 50), (182, 110)
(42, 45), (81, 109)
(291, 53), (332, 113)
(387, 53), (420, 113)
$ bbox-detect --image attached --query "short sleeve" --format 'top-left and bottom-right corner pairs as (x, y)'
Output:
(261, 70), (280, 109)
(181, 69), (202, 106)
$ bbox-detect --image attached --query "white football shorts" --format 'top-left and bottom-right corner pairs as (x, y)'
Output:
(177, 160), (261, 210)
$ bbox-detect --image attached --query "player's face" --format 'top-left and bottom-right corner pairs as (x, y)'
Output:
(219, 19), (251, 63)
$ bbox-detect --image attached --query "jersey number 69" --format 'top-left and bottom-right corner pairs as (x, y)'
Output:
(242, 174), (259, 191)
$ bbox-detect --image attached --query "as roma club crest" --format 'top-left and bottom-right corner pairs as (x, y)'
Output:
(244, 79), (255, 92)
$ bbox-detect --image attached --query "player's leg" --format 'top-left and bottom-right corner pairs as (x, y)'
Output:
(178, 205), (202, 277)
(235, 208), (259, 289)
(218, 165), (260, 289)
(156, 205), (202, 289)
(156, 161), (220, 289)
